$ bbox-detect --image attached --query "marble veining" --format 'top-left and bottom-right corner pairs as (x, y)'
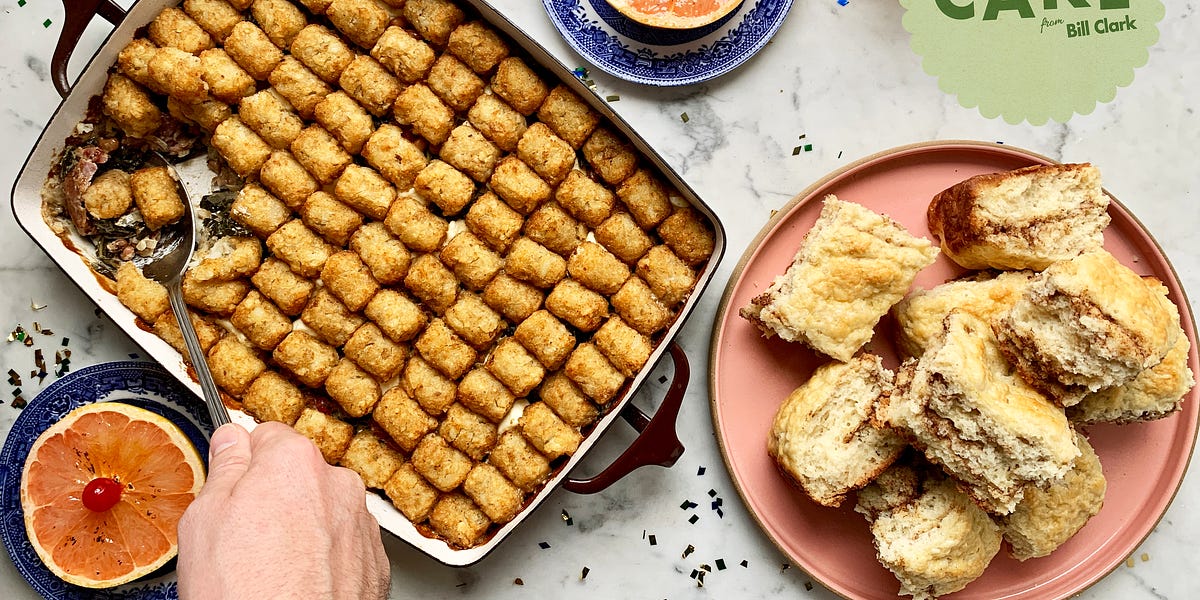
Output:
(1, 0), (1197, 599)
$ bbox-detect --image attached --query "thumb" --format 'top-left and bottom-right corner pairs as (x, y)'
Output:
(198, 423), (252, 499)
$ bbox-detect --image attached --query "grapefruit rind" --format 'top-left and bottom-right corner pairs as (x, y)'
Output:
(605, 0), (745, 30)
(19, 402), (205, 589)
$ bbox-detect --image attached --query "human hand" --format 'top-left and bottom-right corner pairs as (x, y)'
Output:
(177, 422), (390, 599)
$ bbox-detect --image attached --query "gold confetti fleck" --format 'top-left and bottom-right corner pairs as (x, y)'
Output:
(1141, 553), (1150, 562)
(1126, 557), (1136, 568)
(681, 112), (689, 123)
(31, 301), (47, 311)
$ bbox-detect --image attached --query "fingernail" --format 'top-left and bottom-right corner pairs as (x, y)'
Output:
(208, 424), (240, 459)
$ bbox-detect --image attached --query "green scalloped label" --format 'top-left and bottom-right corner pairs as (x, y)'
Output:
(901, 0), (1164, 125)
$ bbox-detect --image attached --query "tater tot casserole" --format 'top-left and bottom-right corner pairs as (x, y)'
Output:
(40, 0), (717, 552)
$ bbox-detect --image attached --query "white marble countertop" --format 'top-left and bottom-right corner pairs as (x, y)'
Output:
(1, 1), (1197, 599)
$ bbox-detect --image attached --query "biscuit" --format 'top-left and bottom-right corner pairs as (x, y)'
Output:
(1067, 280), (1194, 424)
(741, 196), (938, 362)
(892, 270), (1034, 358)
(855, 463), (1002, 599)
(879, 311), (1080, 515)
(996, 250), (1181, 405)
(928, 163), (1109, 270)
(1000, 432), (1106, 560)
(768, 354), (903, 507)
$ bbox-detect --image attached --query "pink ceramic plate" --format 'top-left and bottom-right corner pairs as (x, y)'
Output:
(709, 141), (1200, 599)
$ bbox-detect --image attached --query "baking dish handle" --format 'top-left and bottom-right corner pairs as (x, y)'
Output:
(52, 0), (127, 98)
(562, 342), (688, 494)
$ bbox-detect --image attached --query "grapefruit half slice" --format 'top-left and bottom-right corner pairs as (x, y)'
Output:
(605, 0), (745, 30)
(20, 402), (206, 588)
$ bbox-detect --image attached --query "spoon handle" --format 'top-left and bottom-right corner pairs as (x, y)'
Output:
(166, 283), (231, 428)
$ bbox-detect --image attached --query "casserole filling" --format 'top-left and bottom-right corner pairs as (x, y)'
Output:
(41, 0), (715, 550)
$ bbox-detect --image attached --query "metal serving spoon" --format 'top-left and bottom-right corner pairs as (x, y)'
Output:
(140, 153), (231, 428)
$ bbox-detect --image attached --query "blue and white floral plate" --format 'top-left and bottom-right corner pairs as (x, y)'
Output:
(542, 0), (794, 86)
(0, 362), (212, 600)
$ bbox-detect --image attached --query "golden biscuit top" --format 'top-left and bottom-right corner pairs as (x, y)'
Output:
(892, 270), (1034, 358)
(924, 311), (1078, 465)
(1038, 250), (1180, 359)
(746, 196), (938, 362)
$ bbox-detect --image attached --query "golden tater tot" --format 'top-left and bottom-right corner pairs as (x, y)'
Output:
(207, 337), (266, 397)
(199, 48), (255, 104)
(211, 117), (273, 178)
(393, 83), (455, 146)
(183, 0), (243, 43)
(291, 124), (353, 184)
(242, 370), (305, 425)
(462, 465), (521, 524)
(351, 223), (412, 286)
(339, 55), (402, 117)
(293, 408), (353, 463)
(223, 21), (284, 80)
(537, 85), (600, 148)
(339, 429), (404, 489)
(148, 7), (214, 54)
(251, 0), (307, 49)
(365, 288), (426, 342)
(115, 262), (169, 323)
(414, 159), (475, 216)
(273, 330), (339, 388)
(232, 184), (292, 240)
(149, 47), (209, 104)
(491, 57), (547, 116)
(251, 257), (314, 316)
(467, 93), (526, 153)
(130, 166), (185, 231)
(313, 91), (375, 154)
(289, 23), (355, 83)
(238, 90), (304, 150)
(447, 21), (509, 74)
(404, 0), (465, 47)
(269, 57), (333, 120)
(426, 54), (484, 113)
(371, 26), (436, 83)
(362, 124), (428, 190)
(83, 170), (132, 220)
(326, 0), (391, 49)
(102, 74), (161, 138)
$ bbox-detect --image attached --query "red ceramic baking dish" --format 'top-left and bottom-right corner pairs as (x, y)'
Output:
(10, 0), (725, 566)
